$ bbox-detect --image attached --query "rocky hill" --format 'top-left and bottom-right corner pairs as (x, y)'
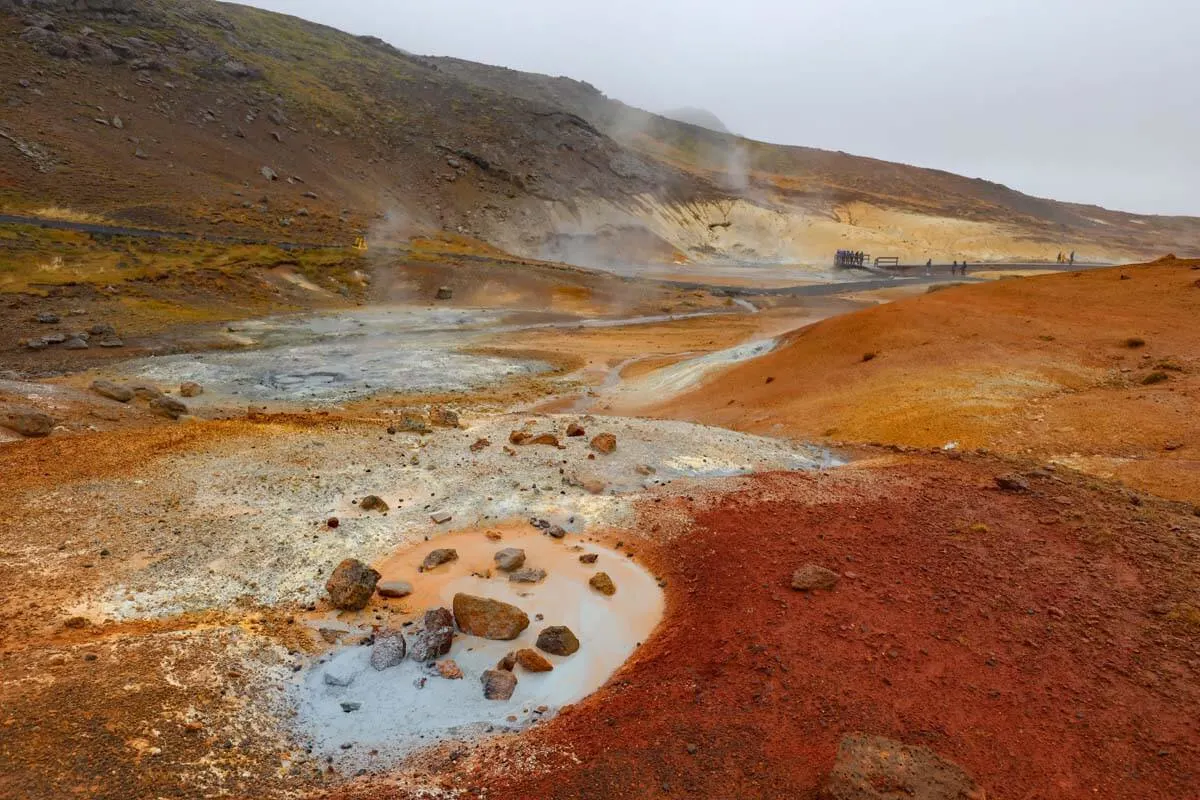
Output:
(2, 0), (1198, 266)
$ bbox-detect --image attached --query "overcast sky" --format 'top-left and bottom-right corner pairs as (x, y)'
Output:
(242, 0), (1196, 216)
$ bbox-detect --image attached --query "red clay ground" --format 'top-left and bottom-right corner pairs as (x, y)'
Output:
(322, 454), (1199, 800)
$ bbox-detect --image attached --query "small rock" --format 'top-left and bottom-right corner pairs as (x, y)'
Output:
(179, 381), (203, 398)
(23, 338), (47, 351)
(425, 607), (454, 631)
(481, 669), (517, 700)
(579, 553), (599, 564)
(133, 384), (164, 401)
(63, 337), (88, 350)
(528, 433), (559, 447)
(494, 547), (526, 571)
(566, 422), (586, 437)
(377, 580), (413, 598)
(589, 572), (616, 596)
(590, 432), (617, 454)
(430, 511), (452, 524)
(360, 494), (389, 512)
(435, 286), (453, 300)
(42, 332), (66, 344)
(545, 525), (567, 539)
(96, 337), (124, 348)
(340, 701), (361, 713)
(0, 407), (53, 438)
(421, 548), (458, 571)
(496, 651), (517, 671)
(470, 437), (490, 453)
(536, 625), (580, 656)
(91, 380), (133, 402)
(995, 474), (1030, 492)
(397, 411), (431, 433)
(111, 115), (123, 129)
(36, 311), (60, 324)
(436, 659), (463, 680)
(325, 558), (381, 610)
(580, 478), (606, 495)
(409, 625), (454, 663)
(635, 464), (656, 476)
(509, 567), (547, 584)
(791, 564), (840, 591)
(88, 323), (116, 337)
(369, 630), (407, 670)
(453, 593), (530, 640)
(485, 530), (503, 541)
(327, 517), (340, 529)
(261, 165), (278, 181)
(323, 664), (357, 687)
(149, 396), (188, 420)
(516, 648), (554, 672)
(429, 406), (459, 427)
(509, 430), (530, 445)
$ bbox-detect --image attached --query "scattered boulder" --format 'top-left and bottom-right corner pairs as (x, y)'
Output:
(516, 648), (554, 672)
(481, 668), (517, 700)
(397, 411), (431, 434)
(536, 625), (580, 656)
(261, 165), (278, 181)
(528, 433), (559, 447)
(323, 664), (358, 687)
(424, 607), (454, 631)
(635, 464), (656, 476)
(42, 332), (66, 344)
(369, 630), (407, 671)
(421, 548), (458, 571)
(409, 624), (454, 662)
(435, 286), (453, 300)
(589, 572), (616, 596)
(429, 406), (459, 427)
(359, 494), (389, 512)
(545, 524), (567, 539)
(579, 553), (599, 564)
(91, 379), (134, 403)
(496, 651), (517, 671)
(0, 407), (53, 438)
(791, 564), (840, 592)
(23, 338), (47, 351)
(88, 323), (116, 337)
(63, 337), (88, 350)
(509, 567), (547, 584)
(376, 580), (412, 598)
(133, 384), (164, 401)
(430, 510), (452, 524)
(149, 396), (188, 419)
(96, 336), (124, 348)
(453, 593), (530, 640)
(36, 312), (60, 324)
(509, 430), (531, 445)
(995, 474), (1030, 492)
(590, 432), (617, 454)
(494, 547), (526, 571)
(179, 381), (203, 398)
(566, 422), (586, 437)
(436, 659), (463, 679)
(470, 437), (490, 453)
(820, 734), (984, 800)
(325, 558), (381, 610)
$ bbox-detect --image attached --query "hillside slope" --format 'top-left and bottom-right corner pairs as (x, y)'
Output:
(1, 0), (1198, 267)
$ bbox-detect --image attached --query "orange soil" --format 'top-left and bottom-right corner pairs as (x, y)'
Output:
(650, 261), (1200, 502)
(322, 456), (1200, 800)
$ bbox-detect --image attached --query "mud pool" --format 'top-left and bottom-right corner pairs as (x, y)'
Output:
(292, 531), (664, 769)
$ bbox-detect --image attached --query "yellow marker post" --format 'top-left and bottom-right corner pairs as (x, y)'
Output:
(353, 236), (368, 252)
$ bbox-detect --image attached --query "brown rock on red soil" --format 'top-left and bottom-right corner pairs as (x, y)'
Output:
(820, 734), (984, 800)
(0, 407), (53, 438)
(509, 430), (531, 445)
(536, 625), (580, 656)
(527, 433), (560, 447)
(579, 553), (599, 564)
(453, 593), (530, 640)
(516, 648), (554, 673)
(994, 474), (1030, 492)
(91, 379), (134, 403)
(566, 422), (586, 437)
(791, 563), (840, 591)
(590, 432), (617, 454)
(325, 558), (380, 610)
(470, 437), (491, 453)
